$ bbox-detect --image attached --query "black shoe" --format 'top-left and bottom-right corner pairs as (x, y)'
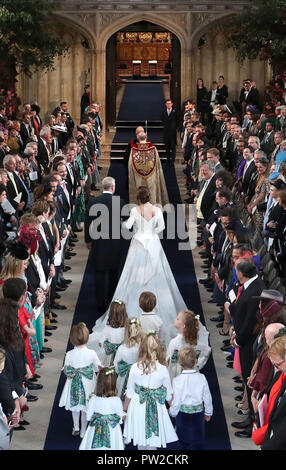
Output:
(231, 418), (252, 429)
(234, 428), (252, 438)
(29, 376), (38, 382)
(62, 279), (72, 284)
(234, 378), (243, 384)
(51, 303), (67, 310)
(73, 228), (83, 233)
(234, 395), (243, 401)
(41, 347), (52, 353)
(45, 325), (57, 330)
(65, 254), (72, 260)
(63, 266), (71, 272)
(44, 338), (48, 342)
(216, 322), (223, 328)
(56, 286), (67, 292)
(226, 355), (233, 361)
(226, 362), (233, 368)
(27, 393), (38, 402)
(223, 339), (231, 346)
(234, 386), (244, 392)
(40, 353), (45, 359)
(19, 420), (30, 426)
(199, 278), (212, 284)
(50, 319), (58, 324)
(26, 381), (43, 390)
(210, 315), (224, 322)
(45, 331), (52, 337)
(66, 251), (76, 256)
(55, 293), (61, 299)
(14, 425), (26, 431)
(51, 312), (58, 318)
(221, 345), (232, 352)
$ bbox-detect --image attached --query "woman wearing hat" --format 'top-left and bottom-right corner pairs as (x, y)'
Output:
(248, 291), (286, 417)
(0, 242), (37, 376)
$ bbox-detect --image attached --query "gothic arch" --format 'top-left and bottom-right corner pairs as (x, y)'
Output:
(98, 13), (188, 52)
(53, 12), (97, 50)
(190, 11), (235, 46)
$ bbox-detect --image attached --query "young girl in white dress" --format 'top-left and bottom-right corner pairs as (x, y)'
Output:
(138, 291), (166, 347)
(166, 310), (211, 381)
(123, 332), (178, 450)
(169, 346), (213, 450)
(79, 367), (125, 450)
(59, 323), (102, 438)
(114, 317), (143, 401)
(97, 300), (128, 366)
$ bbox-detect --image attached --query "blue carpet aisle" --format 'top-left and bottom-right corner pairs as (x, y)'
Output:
(44, 82), (231, 450)
(117, 82), (166, 121)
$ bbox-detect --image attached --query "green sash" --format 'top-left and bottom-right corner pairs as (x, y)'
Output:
(117, 360), (132, 401)
(135, 384), (167, 439)
(89, 412), (121, 449)
(103, 340), (122, 365)
(64, 364), (94, 408)
(180, 403), (204, 414)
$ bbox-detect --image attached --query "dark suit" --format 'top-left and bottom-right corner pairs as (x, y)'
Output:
(199, 174), (217, 221)
(239, 87), (260, 108)
(85, 192), (125, 315)
(161, 107), (178, 163)
(229, 276), (265, 416)
(6, 171), (28, 211)
(20, 121), (33, 147)
(260, 130), (275, 157)
(241, 160), (257, 197)
(37, 137), (50, 173)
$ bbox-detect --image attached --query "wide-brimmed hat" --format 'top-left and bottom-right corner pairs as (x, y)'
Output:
(253, 289), (285, 304)
(51, 124), (67, 133)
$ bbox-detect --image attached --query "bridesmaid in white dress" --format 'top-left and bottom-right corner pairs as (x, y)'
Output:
(166, 310), (211, 382)
(88, 186), (209, 351)
(97, 300), (128, 365)
(123, 332), (178, 449)
(79, 367), (125, 450)
(59, 323), (101, 438)
(114, 317), (143, 400)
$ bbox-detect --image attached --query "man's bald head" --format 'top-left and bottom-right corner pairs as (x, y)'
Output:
(265, 323), (285, 347)
(136, 126), (144, 136)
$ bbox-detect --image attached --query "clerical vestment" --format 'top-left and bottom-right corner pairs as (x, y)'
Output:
(128, 142), (169, 206)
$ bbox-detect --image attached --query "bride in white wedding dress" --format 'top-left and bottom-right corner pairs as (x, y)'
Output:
(88, 186), (210, 364)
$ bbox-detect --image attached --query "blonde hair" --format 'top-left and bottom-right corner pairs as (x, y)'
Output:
(0, 254), (26, 281)
(124, 317), (143, 348)
(137, 333), (167, 375)
(70, 322), (89, 346)
(268, 335), (286, 362)
(180, 310), (199, 345)
(178, 346), (197, 369)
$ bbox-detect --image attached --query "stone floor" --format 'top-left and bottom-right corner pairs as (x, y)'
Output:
(9, 159), (257, 451)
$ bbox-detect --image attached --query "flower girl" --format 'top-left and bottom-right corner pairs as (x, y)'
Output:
(59, 323), (101, 438)
(166, 310), (211, 381)
(114, 317), (143, 400)
(79, 367), (125, 450)
(98, 300), (128, 366)
(123, 332), (178, 450)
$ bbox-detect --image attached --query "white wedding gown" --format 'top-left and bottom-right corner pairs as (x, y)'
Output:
(88, 206), (210, 362)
